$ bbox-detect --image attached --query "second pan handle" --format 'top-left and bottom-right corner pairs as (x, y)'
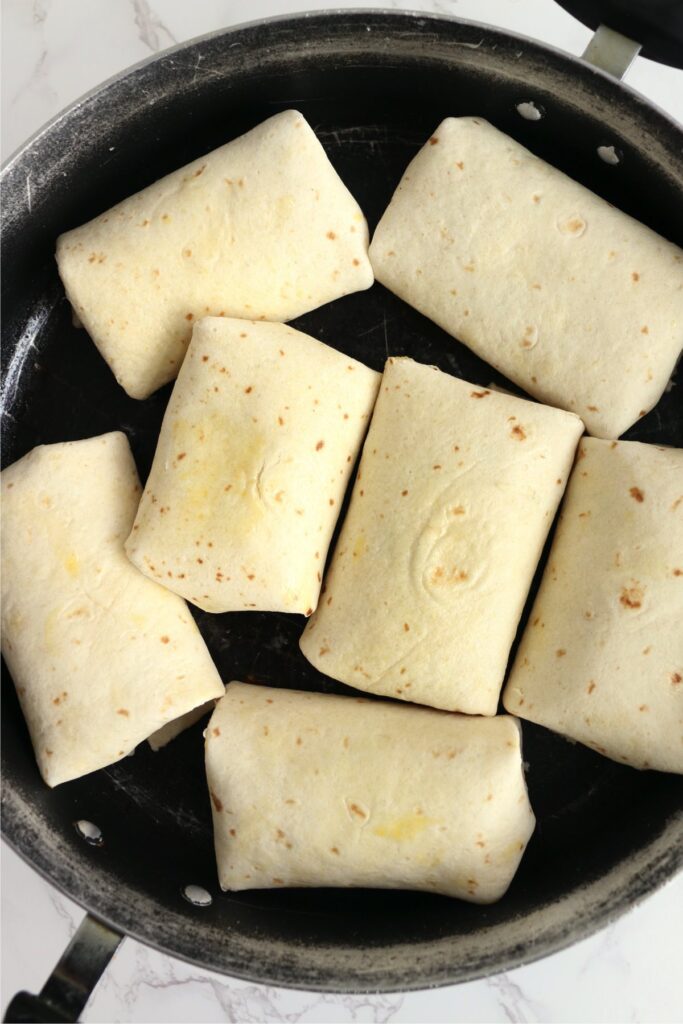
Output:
(3, 914), (122, 1023)
(581, 23), (641, 80)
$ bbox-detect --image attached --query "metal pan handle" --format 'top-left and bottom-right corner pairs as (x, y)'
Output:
(3, 914), (122, 1023)
(554, 0), (683, 69)
(581, 23), (641, 80)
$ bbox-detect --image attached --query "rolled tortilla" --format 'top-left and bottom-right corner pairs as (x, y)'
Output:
(503, 437), (683, 773)
(56, 110), (373, 400)
(300, 357), (583, 714)
(206, 682), (535, 902)
(126, 318), (380, 614)
(1, 432), (224, 787)
(369, 117), (683, 439)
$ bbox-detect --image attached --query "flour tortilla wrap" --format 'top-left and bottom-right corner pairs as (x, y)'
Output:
(205, 682), (535, 903)
(1, 432), (224, 787)
(56, 110), (373, 400)
(300, 357), (583, 714)
(126, 318), (380, 614)
(504, 437), (683, 773)
(369, 117), (683, 440)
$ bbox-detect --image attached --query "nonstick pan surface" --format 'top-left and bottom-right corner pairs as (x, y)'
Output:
(2, 10), (682, 993)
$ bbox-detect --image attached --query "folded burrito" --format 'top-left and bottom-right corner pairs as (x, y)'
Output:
(126, 318), (380, 614)
(504, 437), (683, 773)
(1, 432), (224, 786)
(205, 682), (535, 902)
(300, 357), (583, 714)
(369, 117), (683, 440)
(56, 110), (373, 400)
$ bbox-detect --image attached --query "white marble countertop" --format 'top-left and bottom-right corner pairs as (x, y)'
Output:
(2, 2), (682, 1022)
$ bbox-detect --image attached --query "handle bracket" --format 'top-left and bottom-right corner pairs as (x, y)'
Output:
(3, 914), (122, 1023)
(581, 23), (642, 80)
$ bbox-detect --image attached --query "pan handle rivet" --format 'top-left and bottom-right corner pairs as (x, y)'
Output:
(597, 145), (621, 165)
(74, 819), (103, 846)
(516, 101), (544, 121)
(182, 884), (213, 907)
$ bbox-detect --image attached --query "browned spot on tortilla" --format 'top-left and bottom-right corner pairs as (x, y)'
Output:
(352, 258), (360, 266)
(671, 673), (682, 685)
(620, 584), (644, 609)
(185, 313), (194, 321)
(330, 846), (340, 854)
(176, 452), (186, 461)
(556, 649), (566, 658)
(211, 791), (223, 812)
(673, 569), (682, 576)
(587, 681), (596, 694)
(348, 803), (368, 819)
(212, 727), (221, 737)
(641, 325), (649, 334)
(117, 708), (130, 717)
(470, 389), (489, 398)
(510, 423), (527, 441)
(631, 271), (640, 282)
(160, 635), (170, 643)
(629, 486), (645, 502)
(326, 231), (337, 240)
(318, 645), (330, 656)
(244, 385), (253, 394)
(587, 405), (599, 412)
(401, 489), (409, 496)
(639, 704), (649, 712)
(315, 440), (324, 450)
(429, 136), (439, 145)
(403, 623), (410, 632)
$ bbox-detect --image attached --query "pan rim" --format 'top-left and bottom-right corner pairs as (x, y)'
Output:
(2, 6), (682, 180)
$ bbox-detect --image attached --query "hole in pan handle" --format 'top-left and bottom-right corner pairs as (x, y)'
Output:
(3, 914), (122, 1023)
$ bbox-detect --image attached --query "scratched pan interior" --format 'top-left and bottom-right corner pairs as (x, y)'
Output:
(2, 11), (683, 993)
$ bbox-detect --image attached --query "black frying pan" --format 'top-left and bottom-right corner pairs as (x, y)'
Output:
(2, 8), (683, 1021)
